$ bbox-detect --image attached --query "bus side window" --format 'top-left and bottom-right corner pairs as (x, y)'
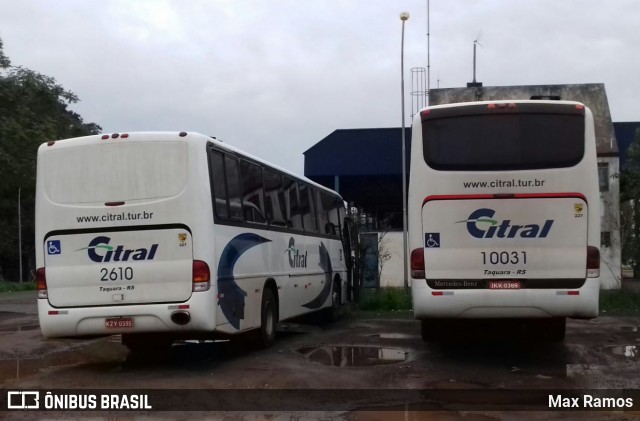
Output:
(240, 159), (266, 224)
(326, 196), (342, 237)
(284, 176), (303, 231)
(299, 183), (318, 233)
(209, 150), (229, 220)
(315, 190), (330, 235)
(264, 169), (286, 226)
(224, 155), (243, 220)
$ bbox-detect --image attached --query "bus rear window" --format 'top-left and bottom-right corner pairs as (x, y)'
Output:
(422, 113), (585, 171)
(42, 141), (188, 204)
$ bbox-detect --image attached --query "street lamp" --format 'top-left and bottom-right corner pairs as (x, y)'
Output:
(18, 187), (22, 283)
(400, 11), (409, 290)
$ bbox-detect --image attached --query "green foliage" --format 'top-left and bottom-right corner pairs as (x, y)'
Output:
(0, 281), (36, 293)
(359, 288), (412, 311)
(0, 37), (101, 281)
(619, 129), (640, 272)
(600, 289), (640, 314)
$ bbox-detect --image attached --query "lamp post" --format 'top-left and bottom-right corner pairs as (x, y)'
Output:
(18, 187), (22, 283)
(400, 11), (409, 291)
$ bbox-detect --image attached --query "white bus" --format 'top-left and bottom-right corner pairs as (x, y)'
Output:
(408, 100), (601, 341)
(35, 131), (352, 352)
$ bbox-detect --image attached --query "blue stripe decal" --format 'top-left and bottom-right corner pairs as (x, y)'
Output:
(302, 242), (333, 309)
(217, 233), (271, 329)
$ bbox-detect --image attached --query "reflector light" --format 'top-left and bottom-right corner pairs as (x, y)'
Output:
(101, 135), (109, 140)
(576, 104), (585, 110)
(36, 268), (46, 290)
(48, 311), (59, 315)
(487, 104), (496, 109)
(410, 248), (425, 279)
(432, 291), (444, 296)
(193, 260), (210, 283)
(567, 291), (580, 296)
(121, 133), (129, 138)
(586, 246), (600, 278)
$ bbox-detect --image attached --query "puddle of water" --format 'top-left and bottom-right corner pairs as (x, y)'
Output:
(610, 345), (639, 359)
(0, 324), (40, 333)
(296, 346), (408, 367)
(620, 326), (638, 332)
(368, 333), (417, 339)
(566, 364), (606, 377)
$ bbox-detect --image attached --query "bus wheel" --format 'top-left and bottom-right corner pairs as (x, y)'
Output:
(545, 317), (566, 342)
(323, 280), (341, 323)
(256, 288), (278, 349)
(420, 320), (435, 341)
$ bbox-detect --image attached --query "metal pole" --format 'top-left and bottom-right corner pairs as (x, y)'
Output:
(18, 187), (22, 283)
(400, 12), (410, 291)
(427, 0), (430, 104)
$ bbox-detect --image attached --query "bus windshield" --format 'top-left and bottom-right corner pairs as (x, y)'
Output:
(422, 111), (585, 171)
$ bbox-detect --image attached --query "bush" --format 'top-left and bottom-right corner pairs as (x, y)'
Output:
(359, 288), (412, 311)
(0, 281), (36, 293)
(600, 289), (640, 314)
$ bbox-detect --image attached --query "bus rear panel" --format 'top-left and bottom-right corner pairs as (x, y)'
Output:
(409, 101), (600, 339)
(36, 133), (216, 339)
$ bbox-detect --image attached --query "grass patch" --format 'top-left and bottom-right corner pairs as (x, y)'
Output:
(600, 289), (640, 314)
(359, 288), (412, 311)
(0, 281), (36, 293)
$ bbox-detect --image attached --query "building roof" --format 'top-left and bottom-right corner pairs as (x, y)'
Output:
(304, 127), (411, 177)
(429, 83), (618, 154)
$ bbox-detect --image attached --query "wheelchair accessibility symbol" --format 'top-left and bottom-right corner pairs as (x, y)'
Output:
(424, 233), (440, 248)
(47, 240), (61, 255)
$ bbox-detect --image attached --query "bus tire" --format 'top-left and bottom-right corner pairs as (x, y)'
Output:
(545, 317), (566, 342)
(256, 288), (278, 349)
(323, 279), (341, 323)
(420, 320), (435, 341)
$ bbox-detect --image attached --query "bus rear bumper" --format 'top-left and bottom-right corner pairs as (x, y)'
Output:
(412, 278), (600, 319)
(37, 289), (217, 339)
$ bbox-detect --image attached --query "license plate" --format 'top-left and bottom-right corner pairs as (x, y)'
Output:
(489, 280), (521, 290)
(105, 318), (134, 328)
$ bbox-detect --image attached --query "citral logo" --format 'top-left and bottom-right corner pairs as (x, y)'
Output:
(285, 237), (307, 268)
(77, 236), (158, 263)
(458, 208), (553, 239)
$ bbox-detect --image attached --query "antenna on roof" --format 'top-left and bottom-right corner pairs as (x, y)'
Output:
(467, 33), (483, 87)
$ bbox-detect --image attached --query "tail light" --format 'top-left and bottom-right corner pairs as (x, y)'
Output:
(410, 248), (425, 279)
(36, 267), (48, 299)
(586, 246), (600, 278)
(192, 260), (210, 292)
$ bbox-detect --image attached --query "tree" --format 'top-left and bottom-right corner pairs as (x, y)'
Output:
(619, 128), (640, 276)
(0, 38), (101, 281)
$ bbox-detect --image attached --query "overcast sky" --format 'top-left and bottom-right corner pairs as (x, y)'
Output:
(1, 0), (638, 174)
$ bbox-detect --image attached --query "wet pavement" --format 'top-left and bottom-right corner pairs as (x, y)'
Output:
(1, 291), (640, 420)
(296, 345), (408, 366)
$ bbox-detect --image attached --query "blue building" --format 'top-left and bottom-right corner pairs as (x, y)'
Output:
(304, 127), (410, 231)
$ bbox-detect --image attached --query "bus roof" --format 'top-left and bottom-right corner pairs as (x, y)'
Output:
(41, 131), (343, 200)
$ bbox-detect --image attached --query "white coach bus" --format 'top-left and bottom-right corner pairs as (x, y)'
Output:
(35, 132), (351, 352)
(409, 100), (600, 341)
